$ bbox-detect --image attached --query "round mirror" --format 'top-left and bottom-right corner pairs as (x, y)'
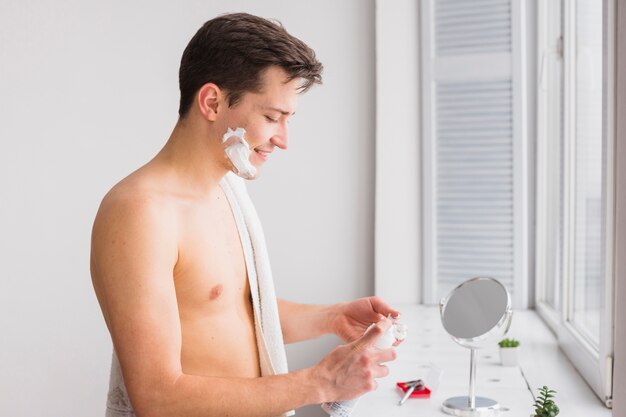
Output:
(439, 277), (513, 417)
(440, 277), (512, 349)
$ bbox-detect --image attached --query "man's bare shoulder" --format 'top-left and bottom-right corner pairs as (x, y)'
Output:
(91, 171), (179, 261)
(99, 165), (183, 217)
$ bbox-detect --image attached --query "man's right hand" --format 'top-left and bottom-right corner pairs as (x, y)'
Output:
(310, 317), (398, 403)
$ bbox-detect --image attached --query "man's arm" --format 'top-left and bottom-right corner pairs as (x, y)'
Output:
(278, 298), (402, 344)
(277, 300), (336, 343)
(91, 194), (395, 417)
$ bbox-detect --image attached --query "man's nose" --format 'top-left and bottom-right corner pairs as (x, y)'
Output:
(270, 126), (288, 150)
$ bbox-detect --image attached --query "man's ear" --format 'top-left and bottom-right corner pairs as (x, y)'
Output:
(197, 83), (223, 121)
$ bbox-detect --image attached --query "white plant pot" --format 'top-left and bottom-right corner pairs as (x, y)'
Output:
(499, 347), (519, 366)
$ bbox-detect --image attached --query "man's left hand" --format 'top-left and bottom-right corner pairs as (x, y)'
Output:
(329, 296), (401, 343)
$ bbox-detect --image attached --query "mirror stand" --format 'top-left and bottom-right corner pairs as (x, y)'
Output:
(441, 348), (500, 417)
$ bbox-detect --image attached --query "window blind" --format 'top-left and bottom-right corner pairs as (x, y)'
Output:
(421, 0), (527, 306)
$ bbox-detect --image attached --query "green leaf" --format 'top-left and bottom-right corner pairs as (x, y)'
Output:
(534, 385), (558, 415)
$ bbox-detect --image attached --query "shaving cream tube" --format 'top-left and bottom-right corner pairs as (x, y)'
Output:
(321, 317), (407, 417)
(222, 127), (257, 180)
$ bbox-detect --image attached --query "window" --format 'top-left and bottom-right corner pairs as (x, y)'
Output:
(535, 0), (615, 406)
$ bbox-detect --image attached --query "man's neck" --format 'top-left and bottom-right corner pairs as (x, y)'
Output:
(151, 118), (231, 198)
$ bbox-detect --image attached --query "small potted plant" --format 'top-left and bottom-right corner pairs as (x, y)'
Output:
(533, 386), (559, 417)
(498, 337), (520, 366)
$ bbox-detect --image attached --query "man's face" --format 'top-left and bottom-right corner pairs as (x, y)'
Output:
(218, 66), (299, 173)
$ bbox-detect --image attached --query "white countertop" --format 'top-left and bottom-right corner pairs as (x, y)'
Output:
(352, 305), (610, 417)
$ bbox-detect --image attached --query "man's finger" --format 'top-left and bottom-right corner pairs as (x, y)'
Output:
(369, 296), (401, 319)
(351, 318), (392, 351)
(372, 364), (390, 379)
(372, 347), (397, 364)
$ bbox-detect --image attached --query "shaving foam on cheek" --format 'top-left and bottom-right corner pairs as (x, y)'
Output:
(222, 127), (257, 180)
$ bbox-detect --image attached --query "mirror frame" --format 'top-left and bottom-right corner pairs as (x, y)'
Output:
(439, 277), (513, 349)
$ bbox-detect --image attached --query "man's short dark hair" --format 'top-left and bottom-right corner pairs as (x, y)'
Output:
(178, 13), (323, 118)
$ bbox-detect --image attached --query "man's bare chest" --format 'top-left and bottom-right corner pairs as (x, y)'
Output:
(173, 192), (250, 313)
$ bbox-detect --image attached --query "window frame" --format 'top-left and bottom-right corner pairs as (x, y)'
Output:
(534, 0), (616, 406)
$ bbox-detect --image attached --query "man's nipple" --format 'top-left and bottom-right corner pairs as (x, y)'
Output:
(209, 284), (224, 300)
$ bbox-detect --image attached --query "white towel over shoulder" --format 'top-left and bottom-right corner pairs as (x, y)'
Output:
(220, 173), (290, 380)
(105, 172), (292, 417)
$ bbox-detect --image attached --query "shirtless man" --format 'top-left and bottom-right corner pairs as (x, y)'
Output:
(91, 13), (400, 417)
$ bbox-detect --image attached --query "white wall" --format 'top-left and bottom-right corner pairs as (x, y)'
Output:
(374, 0), (421, 304)
(0, 1), (375, 416)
